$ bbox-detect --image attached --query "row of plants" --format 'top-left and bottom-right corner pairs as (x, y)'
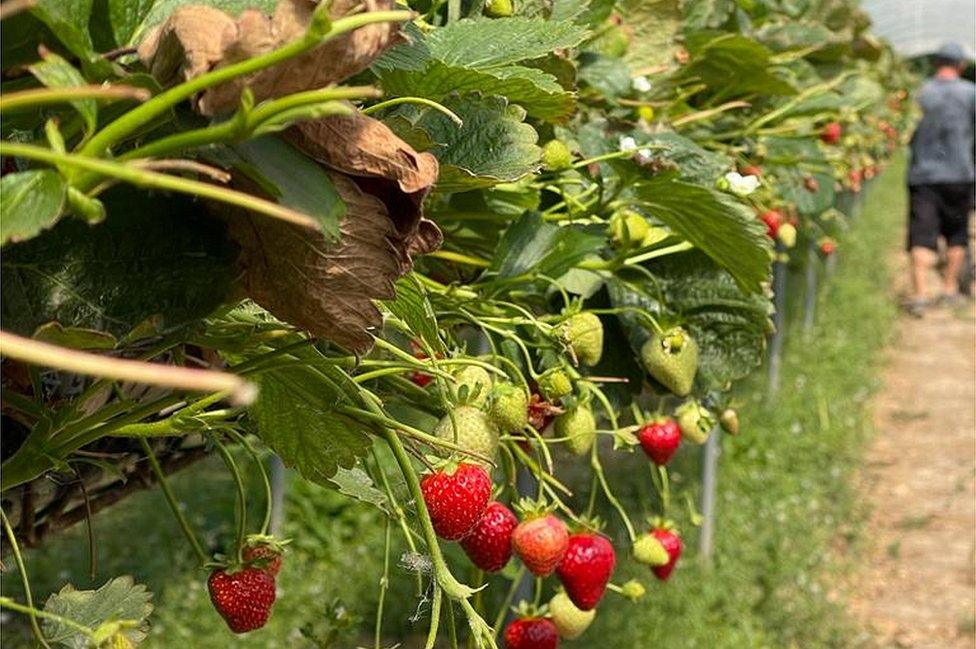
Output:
(0, 0), (914, 647)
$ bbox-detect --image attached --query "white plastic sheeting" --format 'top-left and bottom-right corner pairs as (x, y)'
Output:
(860, 0), (976, 59)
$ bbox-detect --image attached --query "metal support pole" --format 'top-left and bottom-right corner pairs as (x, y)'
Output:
(767, 255), (788, 395)
(802, 238), (819, 334)
(698, 427), (721, 565)
(269, 455), (287, 536)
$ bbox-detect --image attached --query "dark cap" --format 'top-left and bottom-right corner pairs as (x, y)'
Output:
(935, 42), (968, 63)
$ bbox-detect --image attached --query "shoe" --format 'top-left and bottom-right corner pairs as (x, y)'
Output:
(903, 298), (928, 318)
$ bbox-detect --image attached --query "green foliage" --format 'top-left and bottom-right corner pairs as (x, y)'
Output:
(0, 170), (67, 245)
(385, 93), (542, 190)
(1, 187), (237, 337)
(43, 576), (154, 648)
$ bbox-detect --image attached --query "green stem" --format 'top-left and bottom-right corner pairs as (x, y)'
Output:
(491, 566), (526, 639)
(424, 586), (443, 649)
(1, 510), (52, 648)
(374, 518), (391, 649)
(211, 435), (248, 563)
(225, 429), (274, 536)
(362, 96), (463, 125)
(138, 439), (208, 565)
(79, 9), (415, 157)
(0, 143), (321, 231)
(0, 85), (150, 112)
(0, 597), (93, 640)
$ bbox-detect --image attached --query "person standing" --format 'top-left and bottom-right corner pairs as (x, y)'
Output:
(906, 42), (975, 315)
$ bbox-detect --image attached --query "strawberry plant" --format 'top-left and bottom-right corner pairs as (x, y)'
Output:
(0, 0), (911, 645)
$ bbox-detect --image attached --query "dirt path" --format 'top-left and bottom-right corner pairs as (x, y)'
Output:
(848, 271), (976, 648)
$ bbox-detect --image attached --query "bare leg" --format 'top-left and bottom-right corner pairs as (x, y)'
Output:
(943, 245), (967, 295)
(910, 246), (936, 301)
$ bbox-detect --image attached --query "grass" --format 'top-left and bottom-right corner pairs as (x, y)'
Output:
(1, 155), (908, 648)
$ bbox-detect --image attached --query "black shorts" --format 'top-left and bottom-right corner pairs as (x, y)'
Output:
(908, 182), (974, 251)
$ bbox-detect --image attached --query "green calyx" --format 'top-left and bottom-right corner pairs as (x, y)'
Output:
(560, 312), (604, 366)
(640, 326), (699, 396)
(537, 368), (573, 402)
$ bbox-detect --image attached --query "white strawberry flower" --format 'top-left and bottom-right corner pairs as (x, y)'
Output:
(619, 136), (639, 151)
(723, 171), (760, 196)
(631, 76), (652, 93)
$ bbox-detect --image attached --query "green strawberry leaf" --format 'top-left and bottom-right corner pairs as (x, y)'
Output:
(329, 466), (390, 513)
(621, 0), (682, 69)
(681, 0), (737, 32)
(32, 322), (117, 350)
(1, 186), (237, 337)
(384, 93), (541, 191)
(43, 576), (153, 648)
(488, 212), (605, 280)
(609, 250), (773, 391)
(383, 274), (445, 354)
(251, 355), (373, 485)
(680, 33), (797, 97)
(0, 170), (67, 246)
(28, 52), (96, 134)
(29, 0), (96, 61)
(375, 18), (589, 120)
(630, 175), (772, 293)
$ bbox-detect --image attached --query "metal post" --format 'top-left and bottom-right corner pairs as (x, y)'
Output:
(269, 455), (287, 536)
(698, 427), (721, 564)
(767, 255), (788, 395)
(802, 238), (819, 334)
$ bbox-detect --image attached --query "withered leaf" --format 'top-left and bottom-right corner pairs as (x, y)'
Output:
(285, 111), (440, 258)
(223, 170), (401, 354)
(138, 0), (404, 116)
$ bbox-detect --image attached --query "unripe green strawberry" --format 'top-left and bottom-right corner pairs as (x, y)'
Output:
(777, 222), (797, 248)
(454, 365), (493, 407)
(642, 224), (670, 247)
(619, 579), (646, 601)
(554, 406), (596, 455)
(632, 533), (670, 566)
(548, 591), (595, 640)
(434, 406), (499, 462)
(537, 368), (572, 402)
(719, 408), (740, 435)
(641, 327), (698, 396)
(490, 383), (529, 433)
(483, 0), (514, 17)
(675, 400), (712, 445)
(560, 312), (603, 366)
(608, 209), (650, 247)
(541, 140), (573, 171)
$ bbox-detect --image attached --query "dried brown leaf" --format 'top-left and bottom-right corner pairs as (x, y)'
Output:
(222, 171), (401, 353)
(138, 0), (404, 116)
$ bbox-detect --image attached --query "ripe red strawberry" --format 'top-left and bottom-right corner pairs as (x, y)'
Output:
(512, 513), (569, 576)
(637, 418), (681, 466)
(759, 210), (783, 239)
(820, 121), (842, 144)
(504, 617), (559, 649)
(819, 239), (836, 256)
(460, 501), (518, 572)
(420, 462), (491, 540)
(650, 526), (683, 581)
(739, 164), (762, 177)
(207, 567), (277, 633)
(242, 542), (283, 577)
(556, 533), (616, 611)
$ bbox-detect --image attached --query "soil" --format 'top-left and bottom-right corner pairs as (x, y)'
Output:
(847, 262), (976, 648)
